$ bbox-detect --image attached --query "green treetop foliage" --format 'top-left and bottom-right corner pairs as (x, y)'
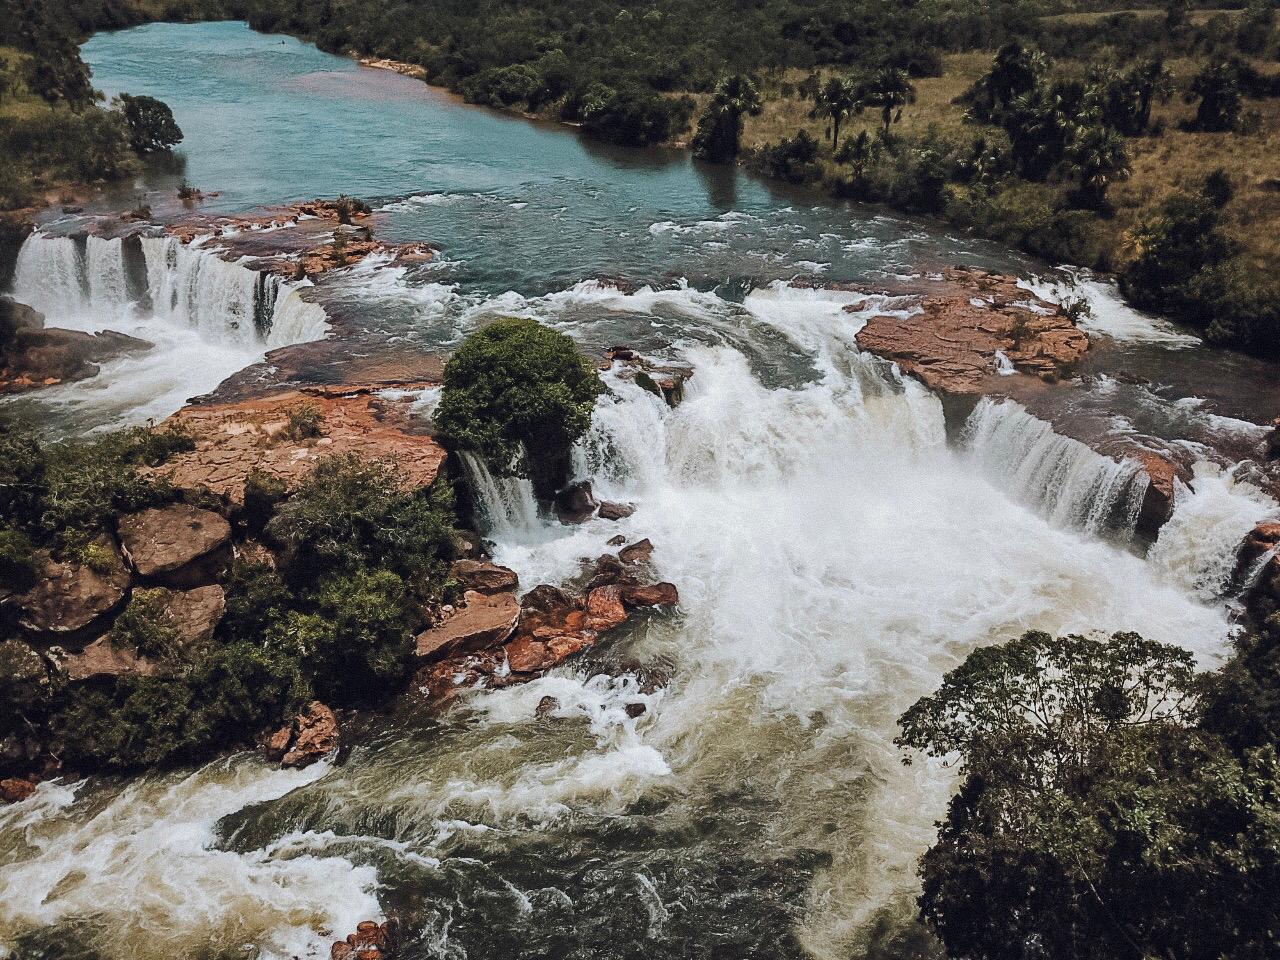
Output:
(114, 92), (183, 153)
(856, 67), (916, 137)
(434, 317), (602, 499)
(898, 630), (1280, 960)
(807, 75), (860, 150)
(692, 74), (763, 163)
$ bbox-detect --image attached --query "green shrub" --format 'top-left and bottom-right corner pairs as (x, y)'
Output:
(216, 559), (291, 646)
(283, 404), (323, 441)
(266, 454), (455, 589)
(434, 316), (602, 499)
(111, 588), (180, 661)
(0, 526), (38, 593)
(266, 569), (414, 703)
(241, 468), (287, 533)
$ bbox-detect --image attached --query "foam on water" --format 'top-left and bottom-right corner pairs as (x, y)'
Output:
(0, 759), (378, 960)
(1022, 270), (1202, 347)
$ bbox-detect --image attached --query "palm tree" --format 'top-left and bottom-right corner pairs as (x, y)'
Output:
(692, 74), (763, 163)
(1066, 123), (1131, 210)
(1129, 59), (1173, 134)
(808, 76), (860, 150)
(858, 68), (916, 137)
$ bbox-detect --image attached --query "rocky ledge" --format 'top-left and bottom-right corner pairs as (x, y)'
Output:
(852, 267), (1089, 395)
(165, 199), (437, 281)
(143, 383), (447, 505)
(1, 299), (150, 395)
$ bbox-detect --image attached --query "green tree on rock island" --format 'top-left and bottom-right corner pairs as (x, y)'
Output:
(897, 630), (1280, 960)
(114, 93), (184, 154)
(434, 316), (603, 500)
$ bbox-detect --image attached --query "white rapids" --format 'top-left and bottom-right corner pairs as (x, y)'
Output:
(0, 281), (1269, 960)
(6, 231), (328, 427)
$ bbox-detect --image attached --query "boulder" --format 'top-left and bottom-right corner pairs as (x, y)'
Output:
(622, 582), (679, 608)
(536, 695), (560, 717)
(414, 590), (519, 662)
(117, 504), (231, 584)
(555, 480), (599, 524)
(587, 553), (635, 590)
(585, 585), (628, 632)
(451, 560), (518, 595)
(17, 539), (130, 636)
(0, 639), (53, 709)
(270, 701), (340, 768)
(1, 300), (152, 394)
(598, 501), (635, 521)
(618, 538), (654, 565)
(1130, 451), (1189, 540)
(163, 584), (227, 648)
(60, 635), (157, 682)
(0, 778), (36, 804)
(331, 919), (392, 960)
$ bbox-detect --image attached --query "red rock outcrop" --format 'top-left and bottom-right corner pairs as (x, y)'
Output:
(17, 538), (130, 637)
(0, 300), (151, 395)
(265, 701), (340, 768)
(60, 635), (157, 681)
(415, 549), (680, 702)
(0, 778), (36, 804)
(450, 560), (518, 595)
(1129, 450), (1191, 540)
(853, 267), (1089, 395)
(331, 919), (393, 960)
(117, 505), (232, 584)
(142, 385), (446, 505)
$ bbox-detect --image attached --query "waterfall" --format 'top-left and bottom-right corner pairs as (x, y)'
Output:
(1148, 461), (1277, 600)
(963, 397), (1150, 538)
(11, 234), (87, 319)
(9, 230), (326, 348)
(266, 285), (329, 348)
(459, 450), (541, 538)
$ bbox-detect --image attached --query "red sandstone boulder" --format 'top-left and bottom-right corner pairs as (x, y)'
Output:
(622, 582), (679, 608)
(555, 480), (599, 524)
(17, 538), (130, 636)
(0, 778), (36, 804)
(618, 539), (654, 565)
(1, 300), (151, 395)
(268, 701), (340, 768)
(450, 560), (518, 595)
(117, 504), (231, 584)
(598, 501), (635, 521)
(414, 590), (519, 663)
(585, 585), (628, 632)
(1130, 451), (1190, 539)
(331, 919), (392, 960)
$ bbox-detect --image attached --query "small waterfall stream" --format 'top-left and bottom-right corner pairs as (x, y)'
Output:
(964, 397), (1150, 538)
(11, 231), (328, 347)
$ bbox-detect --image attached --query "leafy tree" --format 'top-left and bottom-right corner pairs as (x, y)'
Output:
(857, 68), (916, 137)
(114, 93), (183, 153)
(1003, 81), (1078, 180)
(1120, 192), (1235, 314)
(1065, 123), (1130, 210)
(963, 43), (1047, 123)
(692, 74), (762, 163)
(434, 316), (602, 499)
(1187, 60), (1245, 132)
(898, 630), (1280, 960)
(807, 76), (859, 150)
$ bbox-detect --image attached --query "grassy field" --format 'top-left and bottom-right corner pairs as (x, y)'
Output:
(738, 48), (1280, 275)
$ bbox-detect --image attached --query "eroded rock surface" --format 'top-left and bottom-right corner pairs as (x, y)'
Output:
(266, 701), (340, 768)
(854, 267), (1089, 395)
(117, 505), (231, 582)
(17, 539), (130, 636)
(142, 385), (446, 505)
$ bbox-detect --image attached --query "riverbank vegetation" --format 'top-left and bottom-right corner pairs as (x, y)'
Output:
(898, 626), (1280, 960)
(0, 415), (460, 773)
(0, 0), (184, 211)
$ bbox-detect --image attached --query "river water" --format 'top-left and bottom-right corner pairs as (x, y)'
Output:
(2, 20), (1277, 960)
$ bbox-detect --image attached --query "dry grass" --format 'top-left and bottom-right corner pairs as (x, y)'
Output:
(1039, 8), (1242, 25)
(742, 54), (995, 151)
(738, 49), (1280, 273)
